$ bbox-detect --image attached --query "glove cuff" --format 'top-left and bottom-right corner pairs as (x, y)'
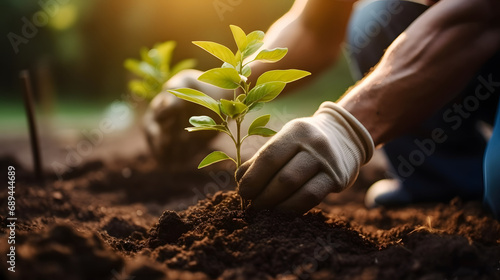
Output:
(314, 101), (375, 165)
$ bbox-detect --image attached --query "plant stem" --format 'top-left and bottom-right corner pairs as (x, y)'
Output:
(236, 64), (248, 210)
(235, 118), (247, 210)
(235, 118), (242, 168)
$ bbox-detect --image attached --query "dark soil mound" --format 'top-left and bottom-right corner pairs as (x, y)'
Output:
(146, 191), (375, 279)
(143, 191), (500, 279)
(3, 224), (124, 280)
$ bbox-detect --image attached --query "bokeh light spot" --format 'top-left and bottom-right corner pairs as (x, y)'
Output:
(49, 4), (78, 31)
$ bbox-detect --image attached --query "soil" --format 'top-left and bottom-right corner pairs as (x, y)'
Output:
(1, 153), (499, 280)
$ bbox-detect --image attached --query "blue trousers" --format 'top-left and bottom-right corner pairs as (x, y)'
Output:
(485, 97), (500, 218)
(346, 0), (500, 217)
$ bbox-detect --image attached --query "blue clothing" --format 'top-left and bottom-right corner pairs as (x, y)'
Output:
(484, 96), (500, 218)
(346, 0), (500, 217)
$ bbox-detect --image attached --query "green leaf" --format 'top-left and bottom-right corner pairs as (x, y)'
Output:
(236, 94), (246, 103)
(128, 80), (153, 99)
(248, 127), (277, 137)
(220, 99), (248, 118)
(171, 58), (197, 77)
(256, 69), (311, 86)
(147, 49), (162, 68)
(246, 30), (265, 42)
(125, 40), (197, 101)
(247, 114), (277, 137)
(153, 41), (176, 73)
(141, 62), (162, 81)
(124, 59), (143, 77)
(242, 42), (264, 58)
(254, 48), (288, 63)
(185, 125), (227, 133)
(242, 30), (265, 58)
(198, 68), (241, 90)
(198, 151), (235, 169)
(168, 88), (222, 118)
(235, 51), (242, 65)
(248, 114), (270, 133)
(245, 81), (286, 104)
(230, 25), (247, 52)
(248, 102), (264, 113)
(242, 65), (251, 77)
(189, 116), (216, 127)
(140, 47), (152, 64)
(193, 41), (236, 66)
(124, 59), (161, 82)
(221, 62), (235, 69)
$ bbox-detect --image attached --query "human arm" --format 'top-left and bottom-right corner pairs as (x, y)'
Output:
(248, 0), (356, 91)
(339, 0), (500, 146)
(237, 0), (500, 212)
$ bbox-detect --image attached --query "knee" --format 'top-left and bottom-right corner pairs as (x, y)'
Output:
(345, 0), (427, 79)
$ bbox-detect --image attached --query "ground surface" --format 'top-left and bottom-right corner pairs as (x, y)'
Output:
(1, 152), (499, 280)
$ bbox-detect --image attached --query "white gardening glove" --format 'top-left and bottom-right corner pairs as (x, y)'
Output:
(236, 101), (374, 213)
(144, 69), (231, 168)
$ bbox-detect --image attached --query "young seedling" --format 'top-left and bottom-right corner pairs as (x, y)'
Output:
(124, 41), (196, 100)
(168, 25), (311, 208)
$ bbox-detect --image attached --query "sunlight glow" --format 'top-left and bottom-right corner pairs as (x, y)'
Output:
(49, 4), (78, 31)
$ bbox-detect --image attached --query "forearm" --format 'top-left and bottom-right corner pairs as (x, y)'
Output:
(339, 0), (500, 146)
(250, 0), (355, 92)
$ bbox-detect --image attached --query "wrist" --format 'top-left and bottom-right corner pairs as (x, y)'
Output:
(314, 101), (375, 165)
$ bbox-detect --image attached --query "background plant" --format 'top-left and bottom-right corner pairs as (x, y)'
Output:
(124, 41), (197, 100)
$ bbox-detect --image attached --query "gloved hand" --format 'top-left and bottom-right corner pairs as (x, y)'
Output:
(144, 69), (231, 168)
(236, 101), (374, 213)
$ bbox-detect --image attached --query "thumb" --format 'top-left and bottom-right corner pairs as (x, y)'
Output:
(235, 160), (252, 185)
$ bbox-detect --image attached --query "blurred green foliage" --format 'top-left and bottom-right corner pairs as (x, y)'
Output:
(1, 0), (359, 134)
(124, 41), (196, 100)
(2, 0), (294, 103)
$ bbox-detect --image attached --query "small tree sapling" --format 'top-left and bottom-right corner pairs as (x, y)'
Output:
(167, 25), (311, 208)
(124, 41), (197, 100)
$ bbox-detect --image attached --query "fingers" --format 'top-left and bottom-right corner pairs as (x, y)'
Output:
(237, 133), (299, 200)
(251, 151), (320, 209)
(235, 159), (251, 183)
(276, 172), (334, 214)
(151, 92), (180, 122)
